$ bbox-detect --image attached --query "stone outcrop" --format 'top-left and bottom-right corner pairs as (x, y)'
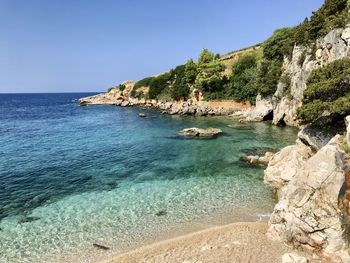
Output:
(245, 94), (273, 121)
(272, 25), (350, 127)
(178, 127), (222, 138)
(264, 133), (350, 262)
(264, 140), (313, 193)
(240, 152), (274, 167)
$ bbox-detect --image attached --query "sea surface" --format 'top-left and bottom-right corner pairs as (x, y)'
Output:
(0, 93), (298, 263)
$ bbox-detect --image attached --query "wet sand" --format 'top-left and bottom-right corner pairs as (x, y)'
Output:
(99, 222), (299, 263)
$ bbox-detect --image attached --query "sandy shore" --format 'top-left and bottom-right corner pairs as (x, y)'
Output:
(99, 222), (302, 263)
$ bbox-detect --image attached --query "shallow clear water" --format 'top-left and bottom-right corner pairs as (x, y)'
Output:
(0, 93), (298, 263)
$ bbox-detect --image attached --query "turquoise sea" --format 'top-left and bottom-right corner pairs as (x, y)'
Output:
(0, 93), (298, 263)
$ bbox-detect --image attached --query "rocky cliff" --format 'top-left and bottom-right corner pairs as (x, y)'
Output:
(246, 25), (350, 127)
(264, 117), (350, 262)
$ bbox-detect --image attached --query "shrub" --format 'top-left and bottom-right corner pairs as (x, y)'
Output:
(134, 77), (155, 89)
(294, 0), (349, 45)
(298, 58), (350, 123)
(195, 61), (225, 94)
(118, 84), (126, 91)
(148, 73), (172, 99)
(184, 59), (198, 84)
(171, 85), (190, 100)
(225, 55), (258, 103)
(256, 59), (282, 96)
(198, 48), (215, 64)
(262, 28), (295, 61)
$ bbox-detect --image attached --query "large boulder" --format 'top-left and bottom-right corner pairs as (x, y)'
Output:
(178, 127), (222, 138)
(246, 94), (273, 121)
(240, 152), (274, 167)
(272, 97), (300, 126)
(266, 136), (350, 262)
(169, 102), (183, 115)
(264, 140), (313, 193)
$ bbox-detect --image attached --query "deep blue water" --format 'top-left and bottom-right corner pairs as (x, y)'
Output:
(0, 93), (298, 263)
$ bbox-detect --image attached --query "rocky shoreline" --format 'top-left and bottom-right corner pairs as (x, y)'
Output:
(79, 82), (251, 117)
(264, 117), (350, 263)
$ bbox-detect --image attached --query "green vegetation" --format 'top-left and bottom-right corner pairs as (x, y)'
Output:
(225, 55), (258, 103)
(198, 48), (216, 64)
(294, 0), (349, 45)
(107, 84), (126, 93)
(340, 135), (350, 154)
(298, 58), (350, 123)
(262, 28), (295, 61)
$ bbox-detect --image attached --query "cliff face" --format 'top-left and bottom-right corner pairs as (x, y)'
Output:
(264, 118), (350, 262)
(242, 25), (350, 127)
(272, 25), (350, 127)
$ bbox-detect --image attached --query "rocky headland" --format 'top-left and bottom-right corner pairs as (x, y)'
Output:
(237, 25), (350, 127)
(79, 81), (250, 117)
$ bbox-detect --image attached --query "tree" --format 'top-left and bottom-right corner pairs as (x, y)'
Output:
(256, 59), (282, 96)
(184, 59), (198, 84)
(298, 58), (350, 123)
(198, 48), (215, 64)
(262, 28), (295, 61)
(148, 73), (171, 99)
(226, 55), (258, 103)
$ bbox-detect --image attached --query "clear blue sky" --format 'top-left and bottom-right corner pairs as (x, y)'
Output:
(0, 0), (324, 93)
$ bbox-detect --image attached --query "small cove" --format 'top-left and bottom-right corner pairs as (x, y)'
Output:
(0, 93), (298, 263)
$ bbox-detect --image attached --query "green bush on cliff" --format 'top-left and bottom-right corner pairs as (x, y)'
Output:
(148, 72), (172, 99)
(263, 28), (295, 60)
(256, 59), (282, 96)
(298, 58), (350, 123)
(134, 77), (155, 89)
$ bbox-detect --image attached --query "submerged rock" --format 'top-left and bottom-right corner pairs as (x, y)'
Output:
(178, 127), (223, 138)
(155, 210), (167, 216)
(18, 216), (41, 224)
(93, 243), (110, 250)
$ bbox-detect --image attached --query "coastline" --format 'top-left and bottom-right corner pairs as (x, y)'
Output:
(98, 221), (300, 263)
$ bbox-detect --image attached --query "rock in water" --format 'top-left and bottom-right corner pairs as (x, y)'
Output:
(178, 127), (222, 138)
(240, 152), (274, 167)
(155, 210), (167, 216)
(18, 216), (41, 224)
(139, 113), (146, 118)
(93, 243), (110, 250)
